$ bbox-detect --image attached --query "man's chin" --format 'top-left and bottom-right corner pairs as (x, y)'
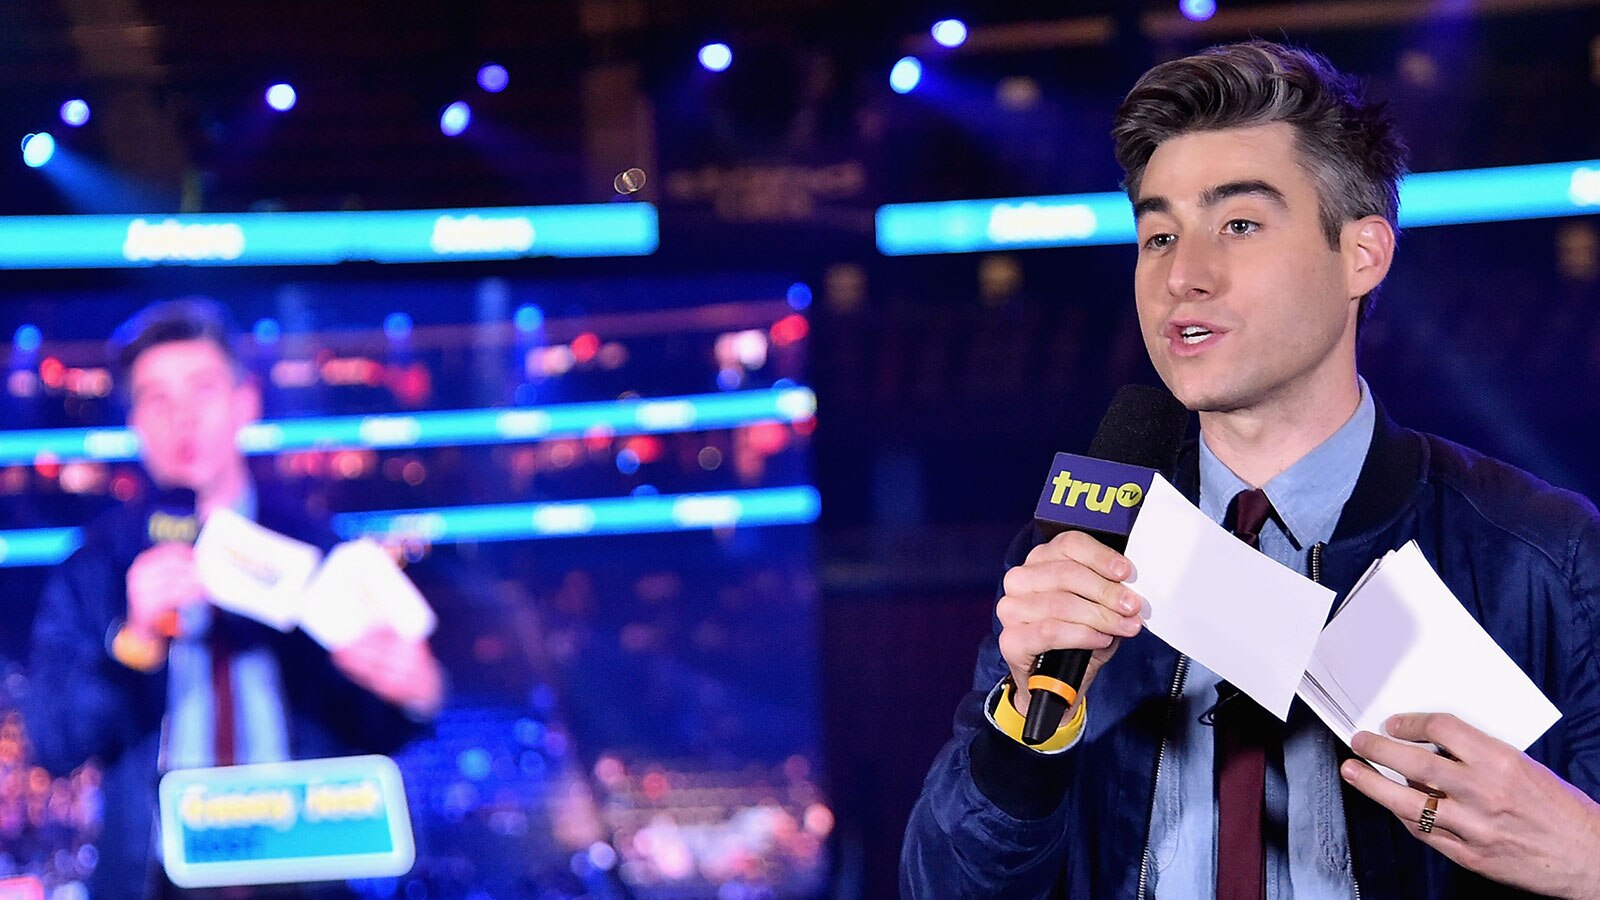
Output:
(1164, 381), (1249, 415)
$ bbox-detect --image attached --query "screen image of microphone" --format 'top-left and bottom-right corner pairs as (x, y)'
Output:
(1021, 385), (1188, 745)
(147, 487), (199, 638)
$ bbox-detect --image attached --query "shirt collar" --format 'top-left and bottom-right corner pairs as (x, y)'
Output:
(1198, 377), (1375, 547)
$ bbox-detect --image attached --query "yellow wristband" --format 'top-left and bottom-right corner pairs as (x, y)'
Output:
(992, 680), (1086, 753)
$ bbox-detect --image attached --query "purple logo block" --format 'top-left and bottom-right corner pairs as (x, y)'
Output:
(1033, 452), (1156, 537)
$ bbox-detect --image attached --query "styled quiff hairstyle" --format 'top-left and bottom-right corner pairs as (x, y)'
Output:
(109, 298), (244, 402)
(1111, 41), (1407, 316)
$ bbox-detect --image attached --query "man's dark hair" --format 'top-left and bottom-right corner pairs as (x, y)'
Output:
(1111, 40), (1407, 320)
(109, 298), (243, 392)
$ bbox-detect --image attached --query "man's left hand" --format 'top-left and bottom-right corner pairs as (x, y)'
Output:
(1342, 712), (1600, 900)
(331, 628), (445, 720)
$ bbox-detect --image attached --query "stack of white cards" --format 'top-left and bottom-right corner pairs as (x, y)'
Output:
(192, 509), (436, 649)
(1298, 540), (1560, 754)
(1124, 477), (1561, 778)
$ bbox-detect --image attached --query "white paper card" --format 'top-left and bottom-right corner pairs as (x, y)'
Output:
(1299, 541), (1560, 759)
(193, 508), (322, 632)
(1123, 474), (1336, 720)
(299, 539), (437, 650)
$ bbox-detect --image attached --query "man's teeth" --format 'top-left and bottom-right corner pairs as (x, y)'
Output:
(1179, 326), (1212, 344)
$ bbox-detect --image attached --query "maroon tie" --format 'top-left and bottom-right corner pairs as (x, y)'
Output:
(211, 614), (235, 767)
(1216, 488), (1274, 900)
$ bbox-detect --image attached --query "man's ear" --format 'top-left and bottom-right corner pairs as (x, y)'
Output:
(1343, 215), (1396, 301)
(233, 377), (263, 427)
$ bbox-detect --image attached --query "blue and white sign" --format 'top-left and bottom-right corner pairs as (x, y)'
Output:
(158, 755), (415, 888)
(0, 203), (658, 269)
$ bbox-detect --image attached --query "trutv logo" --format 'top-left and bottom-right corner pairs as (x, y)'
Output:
(1033, 453), (1156, 537)
(1047, 469), (1145, 514)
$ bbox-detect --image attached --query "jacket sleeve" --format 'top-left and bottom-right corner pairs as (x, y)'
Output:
(1558, 513), (1600, 799)
(899, 525), (1080, 899)
(24, 550), (164, 776)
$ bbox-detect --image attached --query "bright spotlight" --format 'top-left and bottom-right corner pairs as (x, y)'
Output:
(478, 64), (509, 93)
(890, 57), (923, 94)
(1180, 0), (1217, 21)
(21, 133), (55, 169)
(698, 43), (733, 73)
(14, 325), (42, 353)
(514, 304), (545, 333)
(253, 318), (282, 345)
(786, 283), (812, 311)
(59, 100), (91, 127)
(266, 83), (297, 112)
(931, 19), (968, 48)
(440, 101), (471, 137)
(384, 312), (414, 341)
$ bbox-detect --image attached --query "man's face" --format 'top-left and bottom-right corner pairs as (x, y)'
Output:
(1132, 122), (1360, 415)
(127, 338), (259, 495)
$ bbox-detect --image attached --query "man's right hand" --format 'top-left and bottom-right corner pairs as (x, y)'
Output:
(125, 543), (207, 638)
(996, 530), (1144, 717)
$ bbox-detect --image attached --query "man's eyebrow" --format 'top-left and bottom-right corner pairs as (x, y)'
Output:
(1200, 179), (1288, 209)
(1132, 196), (1169, 220)
(1133, 181), (1289, 221)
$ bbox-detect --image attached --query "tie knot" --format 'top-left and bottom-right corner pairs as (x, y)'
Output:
(1225, 488), (1274, 547)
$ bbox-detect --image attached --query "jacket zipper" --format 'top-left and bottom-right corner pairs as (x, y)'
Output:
(1134, 543), (1360, 900)
(1311, 541), (1360, 900)
(1135, 653), (1189, 900)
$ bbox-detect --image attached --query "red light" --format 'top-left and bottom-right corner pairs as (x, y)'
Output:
(770, 314), (809, 346)
(38, 358), (64, 389)
(571, 332), (601, 364)
(746, 422), (790, 455)
(584, 424), (615, 452)
(624, 436), (664, 464)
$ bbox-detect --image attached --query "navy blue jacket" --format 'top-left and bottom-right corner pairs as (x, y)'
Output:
(26, 492), (425, 900)
(902, 406), (1600, 898)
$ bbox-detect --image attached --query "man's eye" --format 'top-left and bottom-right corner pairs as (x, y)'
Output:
(1225, 220), (1259, 235)
(1143, 233), (1175, 250)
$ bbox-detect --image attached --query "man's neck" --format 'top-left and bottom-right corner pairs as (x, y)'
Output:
(195, 466), (249, 521)
(1198, 375), (1362, 488)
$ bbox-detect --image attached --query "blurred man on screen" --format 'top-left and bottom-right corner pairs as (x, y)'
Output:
(25, 299), (444, 899)
(902, 41), (1600, 899)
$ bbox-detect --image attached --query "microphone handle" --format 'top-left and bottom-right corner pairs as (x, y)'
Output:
(1021, 530), (1129, 745)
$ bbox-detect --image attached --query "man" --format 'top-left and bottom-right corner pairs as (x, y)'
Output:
(902, 41), (1600, 899)
(25, 299), (445, 899)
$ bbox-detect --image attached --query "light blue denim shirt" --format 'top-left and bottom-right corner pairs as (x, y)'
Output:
(1146, 379), (1374, 899)
(164, 481), (291, 771)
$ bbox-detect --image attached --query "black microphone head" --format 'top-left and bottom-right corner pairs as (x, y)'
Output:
(1086, 384), (1190, 474)
(148, 487), (199, 545)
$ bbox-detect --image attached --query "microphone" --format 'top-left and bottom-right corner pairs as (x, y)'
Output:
(112, 487), (201, 671)
(148, 487), (200, 546)
(146, 487), (199, 638)
(1021, 385), (1189, 745)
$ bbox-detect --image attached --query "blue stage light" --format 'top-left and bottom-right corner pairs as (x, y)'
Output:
(890, 57), (923, 94)
(0, 386), (817, 465)
(21, 134), (55, 169)
(59, 100), (91, 127)
(931, 19), (968, 48)
(253, 318), (281, 345)
(383, 312), (413, 341)
(616, 448), (641, 475)
(1180, 0), (1217, 21)
(440, 101), (471, 137)
(698, 43), (733, 73)
(513, 304), (545, 332)
(13, 325), (42, 353)
(477, 64), (509, 93)
(786, 282), (813, 310)
(265, 83), (297, 112)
